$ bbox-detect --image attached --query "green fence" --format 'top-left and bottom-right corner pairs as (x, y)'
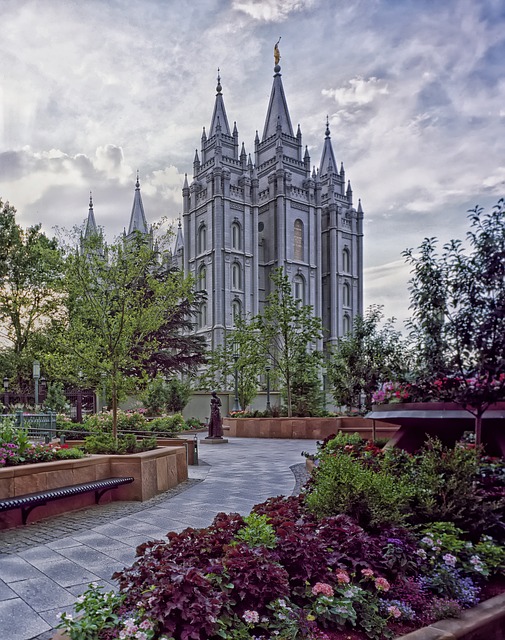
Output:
(4, 411), (58, 441)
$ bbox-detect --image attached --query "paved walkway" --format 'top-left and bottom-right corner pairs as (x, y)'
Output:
(0, 436), (317, 640)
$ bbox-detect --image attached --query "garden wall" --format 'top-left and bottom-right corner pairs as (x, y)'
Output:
(223, 417), (399, 440)
(0, 445), (187, 529)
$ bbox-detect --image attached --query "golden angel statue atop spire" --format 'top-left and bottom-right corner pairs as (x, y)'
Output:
(274, 37), (281, 65)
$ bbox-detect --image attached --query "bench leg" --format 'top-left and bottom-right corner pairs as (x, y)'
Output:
(22, 503), (47, 525)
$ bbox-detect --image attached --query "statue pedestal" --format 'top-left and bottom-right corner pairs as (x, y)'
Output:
(201, 438), (229, 445)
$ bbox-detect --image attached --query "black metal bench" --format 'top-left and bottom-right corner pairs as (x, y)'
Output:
(0, 477), (134, 525)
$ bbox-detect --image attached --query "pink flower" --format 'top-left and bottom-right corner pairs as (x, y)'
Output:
(375, 577), (390, 592)
(312, 582), (335, 597)
(242, 610), (259, 624)
(387, 605), (402, 619)
(361, 568), (374, 577)
(336, 571), (350, 584)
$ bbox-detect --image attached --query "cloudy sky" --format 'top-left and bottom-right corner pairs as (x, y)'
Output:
(1, 0), (504, 327)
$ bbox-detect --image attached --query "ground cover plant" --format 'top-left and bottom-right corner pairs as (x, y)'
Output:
(0, 419), (84, 466)
(57, 434), (504, 640)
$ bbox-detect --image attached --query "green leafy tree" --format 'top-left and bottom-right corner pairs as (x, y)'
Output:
(165, 377), (192, 413)
(0, 199), (64, 388)
(403, 200), (505, 444)
(327, 306), (408, 412)
(54, 231), (195, 439)
(252, 268), (323, 417)
(199, 314), (263, 410)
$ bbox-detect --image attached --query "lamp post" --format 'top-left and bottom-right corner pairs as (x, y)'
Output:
(3, 377), (8, 411)
(232, 350), (240, 413)
(33, 361), (40, 409)
(265, 364), (271, 413)
(101, 372), (107, 412)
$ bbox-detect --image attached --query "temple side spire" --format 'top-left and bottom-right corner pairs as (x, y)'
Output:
(127, 171), (149, 235)
(209, 69), (231, 137)
(84, 191), (98, 239)
(319, 116), (338, 176)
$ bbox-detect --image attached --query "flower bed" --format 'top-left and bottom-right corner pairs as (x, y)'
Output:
(55, 435), (504, 640)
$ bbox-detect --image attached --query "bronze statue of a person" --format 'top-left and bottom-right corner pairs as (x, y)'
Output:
(207, 391), (223, 438)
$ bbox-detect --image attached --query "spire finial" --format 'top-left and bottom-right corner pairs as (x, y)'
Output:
(89, 191), (93, 209)
(274, 37), (281, 68)
(325, 116), (330, 138)
(135, 170), (140, 189)
(216, 68), (222, 94)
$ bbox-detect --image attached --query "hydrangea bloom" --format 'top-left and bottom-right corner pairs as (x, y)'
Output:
(312, 582), (335, 597)
(243, 610), (260, 624)
(375, 577), (390, 592)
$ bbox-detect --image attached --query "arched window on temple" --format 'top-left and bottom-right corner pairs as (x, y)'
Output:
(294, 273), (305, 304)
(198, 224), (207, 254)
(294, 219), (304, 261)
(198, 265), (207, 290)
(232, 262), (242, 290)
(343, 247), (350, 273)
(231, 221), (241, 250)
(343, 282), (351, 307)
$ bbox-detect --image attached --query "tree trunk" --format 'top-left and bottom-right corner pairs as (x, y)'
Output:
(475, 413), (482, 447)
(112, 382), (118, 442)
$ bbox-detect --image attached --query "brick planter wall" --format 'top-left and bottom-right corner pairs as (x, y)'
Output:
(0, 445), (187, 529)
(223, 416), (399, 440)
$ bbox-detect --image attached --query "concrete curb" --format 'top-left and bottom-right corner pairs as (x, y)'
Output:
(397, 592), (505, 640)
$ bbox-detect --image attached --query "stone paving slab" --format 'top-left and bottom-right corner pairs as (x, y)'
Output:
(0, 437), (314, 640)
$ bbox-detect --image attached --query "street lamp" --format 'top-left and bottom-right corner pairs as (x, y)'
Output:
(265, 364), (271, 413)
(232, 345), (240, 413)
(33, 361), (40, 409)
(3, 377), (8, 411)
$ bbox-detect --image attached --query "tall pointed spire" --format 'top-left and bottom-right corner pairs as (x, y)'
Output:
(127, 171), (149, 235)
(174, 217), (184, 253)
(319, 116), (338, 176)
(84, 191), (98, 239)
(209, 69), (231, 137)
(262, 41), (294, 140)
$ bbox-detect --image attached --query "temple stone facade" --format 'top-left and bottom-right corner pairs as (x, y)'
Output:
(176, 57), (364, 353)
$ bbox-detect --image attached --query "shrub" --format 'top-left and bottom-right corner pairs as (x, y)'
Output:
(149, 413), (186, 433)
(55, 447), (85, 460)
(305, 451), (413, 528)
(84, 433), (157, 454)
(43, 382), (70, 413)
(232, 513), (277, 549)
(405, 439), (505, 539)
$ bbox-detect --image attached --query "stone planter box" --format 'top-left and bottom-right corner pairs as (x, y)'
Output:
(51, 592), (505, 640)
(0, 445), (187, 530)
(367, 402), (505, 455)
(223, 416), (398, 440)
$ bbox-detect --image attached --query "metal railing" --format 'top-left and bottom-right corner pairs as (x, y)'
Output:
(3, 411), (58, 441)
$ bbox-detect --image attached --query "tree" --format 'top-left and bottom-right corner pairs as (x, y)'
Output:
(327, 305), (407, 412)
(0, 199), (64, 388)
(252, 268), (323, 417)
(199, 314), (263, 411)
(403, 200), (505, 444)
(127, 268), (207, 377)
(54, 231), (195, 439)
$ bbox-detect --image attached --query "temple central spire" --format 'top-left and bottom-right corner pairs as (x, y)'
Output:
(262, 38), (294, 141)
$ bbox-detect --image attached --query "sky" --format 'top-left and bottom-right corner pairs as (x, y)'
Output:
(1, 0), (504, 328)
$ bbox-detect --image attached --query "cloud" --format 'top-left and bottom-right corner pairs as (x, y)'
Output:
(232, 0), (318, 22)
(322, 76), (389, 108)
